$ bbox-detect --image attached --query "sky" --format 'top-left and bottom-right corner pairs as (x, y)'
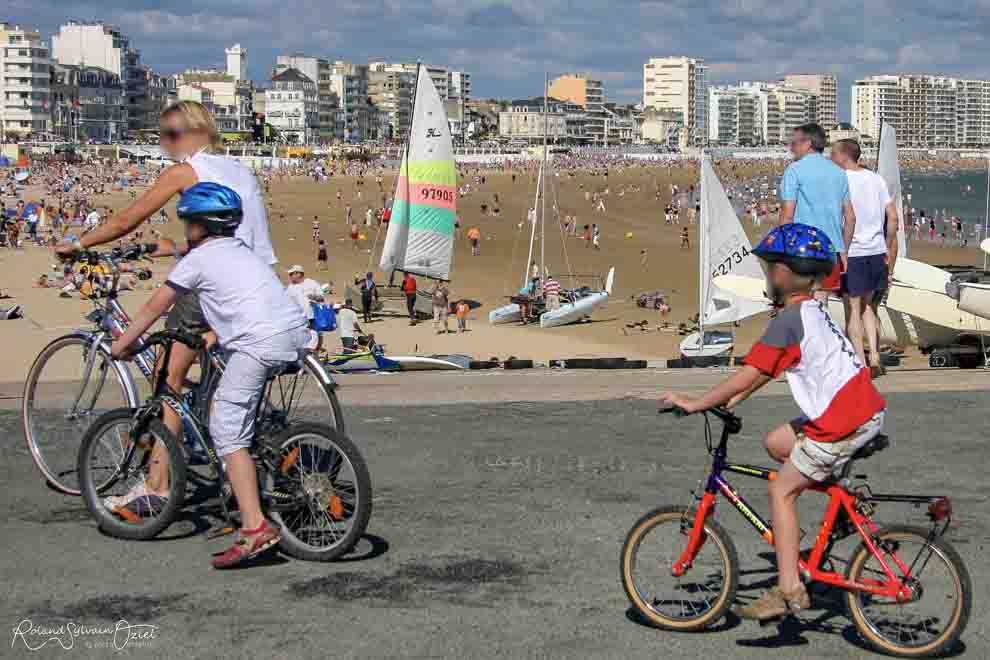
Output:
(9, 0), (990, 122)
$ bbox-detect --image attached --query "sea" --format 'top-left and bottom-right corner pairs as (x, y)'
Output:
(903, 169), (989, 229)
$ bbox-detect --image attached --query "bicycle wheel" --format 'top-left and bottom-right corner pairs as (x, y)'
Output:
(846, 526), (972, 657)
(23, 334), (136, 495)
(78, 409), (187, 540)
(262, 423), (372, 561)
(261, 355), (345, 434)
(621, 506), (739, 630)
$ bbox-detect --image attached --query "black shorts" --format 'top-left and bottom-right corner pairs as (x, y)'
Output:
(842, 254), (888, 298)
(165, 291), (210, 334)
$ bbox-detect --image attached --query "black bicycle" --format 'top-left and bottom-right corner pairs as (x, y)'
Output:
(77, 329), (372, 561)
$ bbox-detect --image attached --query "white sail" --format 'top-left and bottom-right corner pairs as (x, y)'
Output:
(379, 66), (457, 280)
(878, 124), (906, 258)
(700, 157), (767, 326)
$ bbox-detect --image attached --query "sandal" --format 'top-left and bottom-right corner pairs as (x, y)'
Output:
(211, 520), (281, 569)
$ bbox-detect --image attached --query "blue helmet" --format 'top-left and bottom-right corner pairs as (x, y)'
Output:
(753, 223), (835, 277)
(176, 182), (243, 235)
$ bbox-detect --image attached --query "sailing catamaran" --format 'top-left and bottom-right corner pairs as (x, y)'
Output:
(489, 76), (614, 328)
(679, 157), (767, 361)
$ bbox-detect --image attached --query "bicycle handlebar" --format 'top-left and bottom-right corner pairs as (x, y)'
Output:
(659, 405), (742, 431)
(58, 244), (157, 269)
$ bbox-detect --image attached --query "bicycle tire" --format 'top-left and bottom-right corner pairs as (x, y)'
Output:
(621, 506), (739, 631)
(23, 334), (136, 495)
(264, 423), (372, 562)
(78, 410), (187, 541)
(845, 525), (972, 657)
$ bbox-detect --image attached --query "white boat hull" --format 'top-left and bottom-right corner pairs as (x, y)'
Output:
(391, 356), (466, 371)
(680, 330), (734, 358)
(956, 282), (990, 322)
(489, 303), (521, 325)
(540, 291), (608, 328)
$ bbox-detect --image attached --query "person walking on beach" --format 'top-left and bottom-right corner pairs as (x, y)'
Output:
(467, 226), (481, 256)
(592, 224), (601, 250)
(680, 226), (690, 250)
(312, 215), (320, 243)
(831, 140), (898, 377)
(431, 281), (450, 334)
(316, 239), (328, 271)
(455, 299), (470, 333)
(542, 274), (561, 311)
(350, 222), (360, 250)
(345, 204), (352, 225)
(583, 224), (592, 246)
(359, 271), (378, 323)
(401, 272), (418, 324)
(778, 123), (856, 301)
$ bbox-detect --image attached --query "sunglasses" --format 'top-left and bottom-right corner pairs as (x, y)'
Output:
(160, 128), (187, 141)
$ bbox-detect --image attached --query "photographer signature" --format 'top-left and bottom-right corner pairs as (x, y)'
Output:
(11, 619), (160, 651)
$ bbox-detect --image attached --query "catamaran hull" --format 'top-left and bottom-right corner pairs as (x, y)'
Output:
(680, 330), (734, 358)
(489, 303), (522, 325)
(539, 292), (609, 328)
(956, 282), (990, 322)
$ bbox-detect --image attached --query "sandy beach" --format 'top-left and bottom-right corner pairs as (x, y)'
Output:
(2, 161), (987, 387)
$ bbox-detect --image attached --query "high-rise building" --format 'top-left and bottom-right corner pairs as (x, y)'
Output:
(783, 74), (837, 129)
(852, 75), (990, 147)
(0, 22), (52, 138)
(707, 81), (818, 146)
(51, 22), (151, 131)
(548, 74), (606, 143)
(225, 44), (247, 81)
(368, 69), (413, 140)
(329, 61), (371, 143)
(643, 56), (706, 145)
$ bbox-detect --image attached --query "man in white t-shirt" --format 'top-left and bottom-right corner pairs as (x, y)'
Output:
(286, 264), (324, 351)
(336, 300), (362, 353)
(84, 209), (101, 232)
(831, 139), (899, 375)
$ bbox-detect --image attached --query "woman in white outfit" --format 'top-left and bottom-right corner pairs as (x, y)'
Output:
(56, 100), (277, 450)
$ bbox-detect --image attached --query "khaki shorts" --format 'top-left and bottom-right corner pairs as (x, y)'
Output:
(789, 411), (885, 482)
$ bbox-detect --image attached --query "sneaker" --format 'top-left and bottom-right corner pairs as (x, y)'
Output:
(211, 520), (281, 569)
(736, 584), (810, 621)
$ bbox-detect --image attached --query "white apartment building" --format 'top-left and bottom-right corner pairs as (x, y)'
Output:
(852, 75), (990, 147)
(274, 55), (337, 140)
(368, 69), (413, 140)
(548, 74), (606, 143)
(783, 74), (837, 129)
(708, 81), (818, 146)
(643, 56), (706, 145)
(266, 68), (319, 144)
(329, 61), (371, 143)
(0, 23), (52, 138)
(177, 68), (254, 135)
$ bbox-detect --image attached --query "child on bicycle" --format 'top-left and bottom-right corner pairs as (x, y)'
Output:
(110, 182), (309, 569)
(661, 223), (886, 620)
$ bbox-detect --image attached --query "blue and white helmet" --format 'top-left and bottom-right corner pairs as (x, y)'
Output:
(176, 182), (242, 235)
(753, 223), (835, 277)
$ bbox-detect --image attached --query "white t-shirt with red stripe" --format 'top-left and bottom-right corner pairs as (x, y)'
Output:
(744, 298), (885, 442)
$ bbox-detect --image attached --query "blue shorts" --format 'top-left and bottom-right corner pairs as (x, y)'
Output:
(842, 254), (888, 298)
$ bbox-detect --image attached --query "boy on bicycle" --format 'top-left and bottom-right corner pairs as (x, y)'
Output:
(111, 183), (309, 568)
(661, 223), (886, 620)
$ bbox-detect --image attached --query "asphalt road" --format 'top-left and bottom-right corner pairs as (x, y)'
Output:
(2, 392), (988, 659)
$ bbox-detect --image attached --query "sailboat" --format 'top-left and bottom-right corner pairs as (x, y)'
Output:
(489, 77), (614, 328)
(680, 157), (768, 362)
(323, 65), (465, 373)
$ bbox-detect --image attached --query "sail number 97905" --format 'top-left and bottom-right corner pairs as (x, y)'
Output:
(712, 247), (750, 279)
(421, 187), (455, 203)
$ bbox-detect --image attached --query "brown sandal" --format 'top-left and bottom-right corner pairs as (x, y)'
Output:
(211, 520), (281, 569)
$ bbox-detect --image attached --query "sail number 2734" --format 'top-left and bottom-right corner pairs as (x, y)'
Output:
(420, 187), (455, 203)
(712, 246), (750, 279)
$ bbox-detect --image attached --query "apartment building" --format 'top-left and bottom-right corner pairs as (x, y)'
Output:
(643, 56), (706, 145)
(177, 68), (254, 136)
(51, 22), (150, 131)
(328, 61), (371, 143)
(274, 55), (338, 140)
(783, 74), (837, 129)
(548, 74), (605, 143)
(498, 97), (586, 142)
(708, 81), (818, 146)
(852, 75), (990, 147)
(51, 63), (126, 142)
(368, 69), (413, 140)
(0, 22), (51, 138)
(266, 68), (319, 144)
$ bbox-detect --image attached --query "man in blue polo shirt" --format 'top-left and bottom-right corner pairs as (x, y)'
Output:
(779, 123), (856, 300)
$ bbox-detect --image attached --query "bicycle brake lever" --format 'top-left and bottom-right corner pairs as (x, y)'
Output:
(659, 406), (689, 417)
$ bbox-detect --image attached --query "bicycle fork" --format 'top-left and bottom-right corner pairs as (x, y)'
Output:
(67, 332), (110, 419)
(671, 492), (716, 577)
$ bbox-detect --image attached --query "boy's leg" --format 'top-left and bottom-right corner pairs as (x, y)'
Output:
(768, 461), (815, 594)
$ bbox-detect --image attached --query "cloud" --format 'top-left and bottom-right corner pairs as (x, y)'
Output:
(10, 1), (990, 118)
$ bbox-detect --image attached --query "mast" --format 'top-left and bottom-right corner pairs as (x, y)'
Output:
(984, 155), (989, 270)
(524, 159), (542, 289)
(698, 152), (705, 345)
(541, 72), (549, 285)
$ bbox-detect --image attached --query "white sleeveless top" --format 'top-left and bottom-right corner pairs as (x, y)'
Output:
(185, 150), (277, 265)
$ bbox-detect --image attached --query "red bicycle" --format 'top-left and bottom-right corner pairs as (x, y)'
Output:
(620, 406), (971, 657)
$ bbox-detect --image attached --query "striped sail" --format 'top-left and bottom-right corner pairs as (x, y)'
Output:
(379, 67), (457, 280)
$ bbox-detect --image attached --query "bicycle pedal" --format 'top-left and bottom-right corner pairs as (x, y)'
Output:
(206, 525), (237, 540)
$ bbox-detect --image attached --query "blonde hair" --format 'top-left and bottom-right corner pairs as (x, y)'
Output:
(161, 100), (220, 151)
